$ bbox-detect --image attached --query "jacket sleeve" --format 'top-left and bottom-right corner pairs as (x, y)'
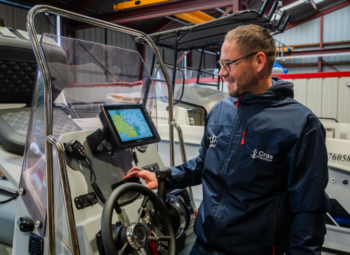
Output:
(286, 116), (329, 255)
(165, 113), (211, 190)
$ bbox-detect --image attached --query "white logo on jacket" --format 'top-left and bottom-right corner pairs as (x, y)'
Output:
(209, 135), (217, 147)
(251, 149), (273, 162)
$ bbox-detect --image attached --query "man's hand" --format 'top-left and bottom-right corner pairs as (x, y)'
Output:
(124, 167), (158, 189)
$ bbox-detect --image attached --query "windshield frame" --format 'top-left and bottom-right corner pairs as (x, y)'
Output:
(26, 5), (176, 255)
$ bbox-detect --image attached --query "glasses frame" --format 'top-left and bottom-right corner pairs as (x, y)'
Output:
(219, 52), (258, 72)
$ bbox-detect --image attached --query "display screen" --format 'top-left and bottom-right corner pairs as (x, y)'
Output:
(107, 109), (153, 142)
(100, 104), (160, 150)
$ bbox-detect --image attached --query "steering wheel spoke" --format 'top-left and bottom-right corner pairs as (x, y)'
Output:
(118, 211), (128, 227)
(101, 183), (176, 255)
(141, 196), (150, 208)
(135, 207), (144, 223)
(117, 242), (129, 255)
(135, 195), (150, 222)
(149, 236), (171, 242)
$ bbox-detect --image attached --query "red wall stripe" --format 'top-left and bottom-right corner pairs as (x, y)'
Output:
(272, 72), (350, 79)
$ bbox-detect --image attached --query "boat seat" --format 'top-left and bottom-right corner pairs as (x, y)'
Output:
(0, 107), (82, 155)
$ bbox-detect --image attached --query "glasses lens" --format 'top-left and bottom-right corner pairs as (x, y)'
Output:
(219, 61), (229, 71)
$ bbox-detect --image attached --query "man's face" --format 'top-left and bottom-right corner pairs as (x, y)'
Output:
(219, 40), (258, 97)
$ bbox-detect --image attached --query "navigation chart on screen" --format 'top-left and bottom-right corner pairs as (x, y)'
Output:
(108, 109), (153, 141)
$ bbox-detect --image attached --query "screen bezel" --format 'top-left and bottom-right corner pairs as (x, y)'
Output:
(100, 104), (160, 149)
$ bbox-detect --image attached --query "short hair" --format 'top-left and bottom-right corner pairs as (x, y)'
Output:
(224, 24), (276, 72)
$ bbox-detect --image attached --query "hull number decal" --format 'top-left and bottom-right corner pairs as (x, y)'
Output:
(328, 153), (350, 162)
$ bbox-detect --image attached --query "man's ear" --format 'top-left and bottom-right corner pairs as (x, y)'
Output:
(255, 52), (267, 72)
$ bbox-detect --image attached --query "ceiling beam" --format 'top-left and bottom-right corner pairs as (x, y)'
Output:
(286, 0), (350, 30)
(221, 6), (233, 17)
(280, 0), (301, 7)
(282, 61), (350, 67)
(113, 0), (174, 11)
(70, 0), (233, 29)
(280, 47), (350, 57)
(174, 11), (215, 24)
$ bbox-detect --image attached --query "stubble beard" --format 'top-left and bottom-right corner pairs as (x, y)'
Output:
(228, 70), (258, 98)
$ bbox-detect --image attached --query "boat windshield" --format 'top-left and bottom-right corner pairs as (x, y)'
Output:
(152, 64), (184, 104)
(19, 34), (158, 237)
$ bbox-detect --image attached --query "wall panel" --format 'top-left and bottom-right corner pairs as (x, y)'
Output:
(321, 78), (338, 119)
(274, 17), (320, 45)
(324, 5), (350, 43)
(290, 77), (350, 123)
(287, 66), (318, 74)
(77, 28), (137, 50)
(292, 78), (307, 105)
(307, 78), (323, 117)
(338, 77), (350, 123)
(0, 3), (55, 34)
(324, 65), (350, 72)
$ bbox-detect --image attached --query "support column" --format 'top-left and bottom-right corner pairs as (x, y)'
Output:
(318, 15), (323, 72)
(318, 57), (322, 73)
(171, 32), (179, 93)
(137, 44), (146, 61)
(232, 0), (243, 13)
(186, 51), (192, 68)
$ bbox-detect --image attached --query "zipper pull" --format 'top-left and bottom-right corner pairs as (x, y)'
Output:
(236, 95), (242, 108)
(241, 128), (247, 145)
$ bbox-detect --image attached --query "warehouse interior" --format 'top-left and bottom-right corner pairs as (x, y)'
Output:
(0, 0), (350, 255)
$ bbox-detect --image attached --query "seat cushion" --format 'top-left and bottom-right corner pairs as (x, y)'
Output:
(0, 107), (82, 155)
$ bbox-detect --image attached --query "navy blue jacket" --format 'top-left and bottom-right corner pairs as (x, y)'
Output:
(166, 77), (329, 255)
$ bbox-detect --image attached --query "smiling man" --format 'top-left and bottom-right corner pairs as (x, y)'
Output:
(125, 24), (329, 255)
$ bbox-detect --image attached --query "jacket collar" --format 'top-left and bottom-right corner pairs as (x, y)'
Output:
(234, 77), (294, 106)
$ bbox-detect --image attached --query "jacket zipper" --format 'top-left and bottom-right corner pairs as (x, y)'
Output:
(233, 127), (247, 171)
(272, 199), (280, 255)
(212, 107), (244, 246)
(235, 95), (242, 108)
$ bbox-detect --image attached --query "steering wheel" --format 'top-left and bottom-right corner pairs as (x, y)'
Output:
(101, 183), (176, 255)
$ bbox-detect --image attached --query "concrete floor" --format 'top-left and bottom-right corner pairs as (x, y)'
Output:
(0, 243), (12, 255)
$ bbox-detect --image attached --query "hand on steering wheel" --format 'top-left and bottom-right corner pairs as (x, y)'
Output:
(124, 167), (158, 189)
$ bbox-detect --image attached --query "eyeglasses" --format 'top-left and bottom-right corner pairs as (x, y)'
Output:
(218, 52), (258, 72)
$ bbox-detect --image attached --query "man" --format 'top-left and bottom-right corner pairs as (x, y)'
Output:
(125, 24), (329, 255)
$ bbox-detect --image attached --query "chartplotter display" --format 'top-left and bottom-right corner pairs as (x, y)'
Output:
(99, 104), (160, 149)
(108, 109), (153, 142)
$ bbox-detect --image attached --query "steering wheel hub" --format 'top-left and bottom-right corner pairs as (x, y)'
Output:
(126, 222), (149, 249)
(101, 182), (176, 255)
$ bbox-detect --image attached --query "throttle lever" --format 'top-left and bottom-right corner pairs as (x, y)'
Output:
(155, 167), (171, 203)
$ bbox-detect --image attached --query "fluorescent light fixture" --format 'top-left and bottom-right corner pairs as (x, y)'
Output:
(280, 0), (304, 10)
(313, 0), (325, 3)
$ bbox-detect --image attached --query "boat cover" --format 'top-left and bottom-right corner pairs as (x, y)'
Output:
(135, 10), (282, 51)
